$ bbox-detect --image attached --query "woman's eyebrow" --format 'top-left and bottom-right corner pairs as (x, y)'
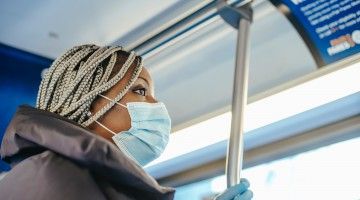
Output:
(138, 76), (150, 86)
(138, 76), (155, 96)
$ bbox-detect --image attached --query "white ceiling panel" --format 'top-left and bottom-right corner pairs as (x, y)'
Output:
(144, 0), (317, 130)
(0, 0), (178, 58)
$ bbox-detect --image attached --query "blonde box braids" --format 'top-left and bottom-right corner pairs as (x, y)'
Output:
(36, 44), (143, 127)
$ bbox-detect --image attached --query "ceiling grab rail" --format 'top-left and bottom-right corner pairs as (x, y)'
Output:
(216, 0), (253, 188)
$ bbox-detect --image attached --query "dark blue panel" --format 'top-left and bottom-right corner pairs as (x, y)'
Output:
(0, 43), (53, 171)
(270, 0), (360, 67)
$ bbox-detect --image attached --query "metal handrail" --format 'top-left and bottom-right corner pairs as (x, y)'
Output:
(113, 0), (251, 56)
(216, 0), (253, 187)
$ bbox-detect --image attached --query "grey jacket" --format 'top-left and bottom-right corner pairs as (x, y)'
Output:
(0, 105), (175, 200)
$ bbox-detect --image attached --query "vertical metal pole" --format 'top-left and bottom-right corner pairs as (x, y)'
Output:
(226, 16), (251, 187)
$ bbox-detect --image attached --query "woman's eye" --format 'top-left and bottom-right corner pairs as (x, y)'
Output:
(133, 88), (147, 96)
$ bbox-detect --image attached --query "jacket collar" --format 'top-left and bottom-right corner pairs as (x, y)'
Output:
(1, 105), (174, 196)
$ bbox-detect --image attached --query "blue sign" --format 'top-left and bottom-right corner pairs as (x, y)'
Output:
(270, 0), (360, 66)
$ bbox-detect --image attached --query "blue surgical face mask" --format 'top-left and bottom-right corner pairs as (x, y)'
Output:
(94, 94), (171, 166)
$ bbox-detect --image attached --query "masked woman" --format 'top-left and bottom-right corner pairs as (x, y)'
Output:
(0, 44), (253, 200)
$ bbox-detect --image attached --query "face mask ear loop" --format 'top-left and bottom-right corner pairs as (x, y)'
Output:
(98, 94), (127, 109)
(94, 120), (117, 135)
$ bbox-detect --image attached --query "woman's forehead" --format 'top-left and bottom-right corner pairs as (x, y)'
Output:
(138, 68), (153, 86)
(139, 67), (155, 96)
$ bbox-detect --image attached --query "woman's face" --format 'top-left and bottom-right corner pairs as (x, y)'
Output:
(88, 67), (157, 142)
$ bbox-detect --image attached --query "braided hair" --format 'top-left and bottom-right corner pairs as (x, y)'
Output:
(36, 44), (143, 127)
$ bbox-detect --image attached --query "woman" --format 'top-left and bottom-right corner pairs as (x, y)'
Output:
(0, 44), (253, 200)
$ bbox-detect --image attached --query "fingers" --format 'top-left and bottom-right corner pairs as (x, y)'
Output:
(234, 190), (253, 200)
(215, 179), (250, 200)
(240, 178), (250, 188)
(229, 179), (250, 196)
